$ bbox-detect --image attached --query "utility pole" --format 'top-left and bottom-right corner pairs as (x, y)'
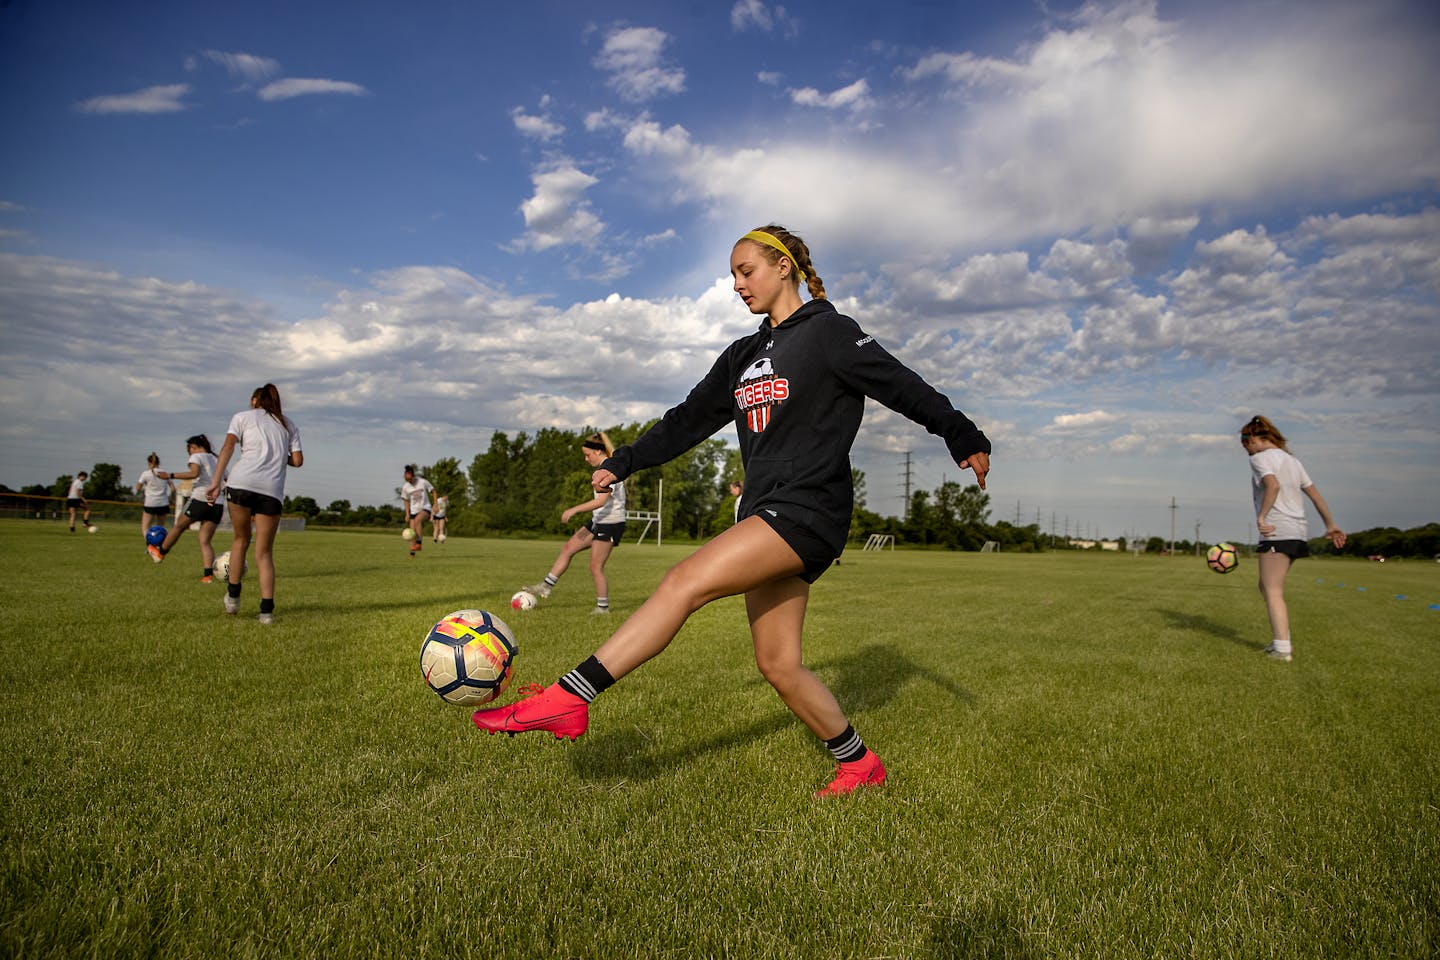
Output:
(1194, 519), (1202, 556)
(1169, 497), (1178, 556)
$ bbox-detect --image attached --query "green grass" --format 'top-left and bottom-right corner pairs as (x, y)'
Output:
(2, 521), (1437, 959)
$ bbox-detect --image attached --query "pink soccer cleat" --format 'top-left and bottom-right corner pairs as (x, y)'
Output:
(815, 750), (887, 798)
(472, 682), (589, 741)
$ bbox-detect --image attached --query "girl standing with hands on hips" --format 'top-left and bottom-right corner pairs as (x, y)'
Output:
(1240, 415), (1345, 662)
(207, 384), (303, 624)
(473, 225), (991, 797)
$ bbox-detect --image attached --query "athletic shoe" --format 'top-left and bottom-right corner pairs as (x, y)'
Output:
(815, 750), (887, 798)
(1263, 644), (1293, 662)
(591, 606), (610, 615)
(472, 682), (588, 741)
(257, 613), (273, 626)
(146, 544), (164, 564)
(200, 575), (213, 584)
(522, 581), (553, 599)
(223, 594), (240, 616)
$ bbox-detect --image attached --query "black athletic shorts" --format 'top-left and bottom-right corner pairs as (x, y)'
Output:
(1257, 539), (1310, 560)
(755, 509), (838, 584)
(226, 487), (283, 517)
(66, 498), (84, 509)
(143, 504), (171, 517)
(586, 520), (627, 544)
(184, 497), (225, 524)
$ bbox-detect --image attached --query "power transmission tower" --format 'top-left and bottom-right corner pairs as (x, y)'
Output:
(899, 452), (914, 519)
(1169, 497), (1178, 556)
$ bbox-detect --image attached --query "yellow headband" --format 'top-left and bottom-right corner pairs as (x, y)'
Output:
(740, 231), (806, 284)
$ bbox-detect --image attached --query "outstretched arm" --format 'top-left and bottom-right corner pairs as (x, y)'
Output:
(564, 491), (611, 523)
(208, 434), (239, 504)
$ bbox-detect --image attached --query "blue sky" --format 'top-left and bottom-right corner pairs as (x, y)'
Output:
(1, 0), (1437, 542)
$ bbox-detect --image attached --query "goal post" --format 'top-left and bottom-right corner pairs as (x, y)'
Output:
(980, 540), (999, 553)
(862, 534), (895, 552)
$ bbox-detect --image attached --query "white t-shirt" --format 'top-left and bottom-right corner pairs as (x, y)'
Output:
(223, 408), (302, 501)
(433, 495), (449, 518)
(401, 477), (435, 515)
(137, 469), (172, 508)
(187, 451), (224, 507)
(593, 480), (626, 524)
(1249, 447), (1313, 542)
(67, 477), (84, 499)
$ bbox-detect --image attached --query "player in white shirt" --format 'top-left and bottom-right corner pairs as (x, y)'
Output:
(1240, 415), (1346, 663)
(207, 384), (303, 624)
(432, 494), (449, 543)
(520, 432), (627, 615)
(400, 465), (435, 557)
(147, 434), (226, 581)
(135, 452), (174, 537)
(66, 471), (90, 531)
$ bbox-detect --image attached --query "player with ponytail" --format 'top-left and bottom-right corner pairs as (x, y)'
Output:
(473, 225), (991, 797)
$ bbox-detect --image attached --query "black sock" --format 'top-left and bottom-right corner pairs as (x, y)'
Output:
(203, 568), (213, 577)
(259, 598), (275, 614)
(228, 583), (242, 599)
(558, 655), (615, 702)
(825, 725), (867, 764)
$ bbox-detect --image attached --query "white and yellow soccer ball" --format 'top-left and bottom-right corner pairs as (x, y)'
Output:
(214, 550), (247, 581)
(419, 609), (518, 706)
(510, 590), (538, 611)
(402, 527), (416, 541)
(87, 524), (99, 533)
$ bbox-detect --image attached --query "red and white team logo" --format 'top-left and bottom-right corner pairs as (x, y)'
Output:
(734, 357), (789, 433)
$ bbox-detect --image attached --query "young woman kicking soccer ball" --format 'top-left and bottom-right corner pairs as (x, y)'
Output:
(147, 435), (225, 581)
(520, 432), (627, 615)
(1239, 415), (1345, 662)
(473, 225), (991, 797)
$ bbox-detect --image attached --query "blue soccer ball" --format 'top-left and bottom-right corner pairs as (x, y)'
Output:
(146, 525), (167, 547)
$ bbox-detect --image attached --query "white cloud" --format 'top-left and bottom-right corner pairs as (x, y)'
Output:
(789, 78), (872, 112)
(593, 26), (685, 102)
(75, 84), (191, 115)
(257, 78), (368, 101)
(516, 161), (605, 251)
(203, 50), (281, 84)
(511, 106), (564, 141)
(1048, 410), (1122, 431)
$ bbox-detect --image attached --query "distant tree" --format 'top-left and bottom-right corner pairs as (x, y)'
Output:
(422, 457), (469, 511)
(85, 464), (125, 501)
(50, 476), (72, 499)
(326, 499), (351, 515)
(21, 484), (49, 497)
(284, 495), (320, 517)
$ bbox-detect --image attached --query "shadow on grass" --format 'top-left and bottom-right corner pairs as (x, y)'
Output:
(571, 643), (976, 784)
(926, 904), (1037, 959)
(1155, 607), (1264, 651)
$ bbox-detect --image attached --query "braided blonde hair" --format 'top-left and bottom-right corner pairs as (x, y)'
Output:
(744, 224), (827, 300)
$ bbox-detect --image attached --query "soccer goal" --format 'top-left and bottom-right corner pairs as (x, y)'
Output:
(626, 510), (662, 545)
(980, 540), (999, 553)
(863, 534), (895, 551)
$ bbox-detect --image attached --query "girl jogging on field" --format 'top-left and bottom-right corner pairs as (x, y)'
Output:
(207, 384), (303, 624)
(1240, 415), (1345, 662)
(474, 225), (991, 797)
(147, 435), (226, 581)
(520, 432), (627, 616)
(135, 453), (173, 537)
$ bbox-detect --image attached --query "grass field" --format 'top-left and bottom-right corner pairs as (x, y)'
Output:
(2, 520), (1437, 959)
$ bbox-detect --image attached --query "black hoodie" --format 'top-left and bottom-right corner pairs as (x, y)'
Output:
(602, 298), (991, 554)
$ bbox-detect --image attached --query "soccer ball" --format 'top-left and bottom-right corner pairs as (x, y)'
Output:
(214, 550), (247, 581)
(420, 609), (518, 706)
(402, 527), (416, 541)
(1206, 542), (1239, 574)
(146, 525), (167, 546)
(87, 525), (98, 533)
(437, 532), (447, 543)
(511, 590), (538, 611)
